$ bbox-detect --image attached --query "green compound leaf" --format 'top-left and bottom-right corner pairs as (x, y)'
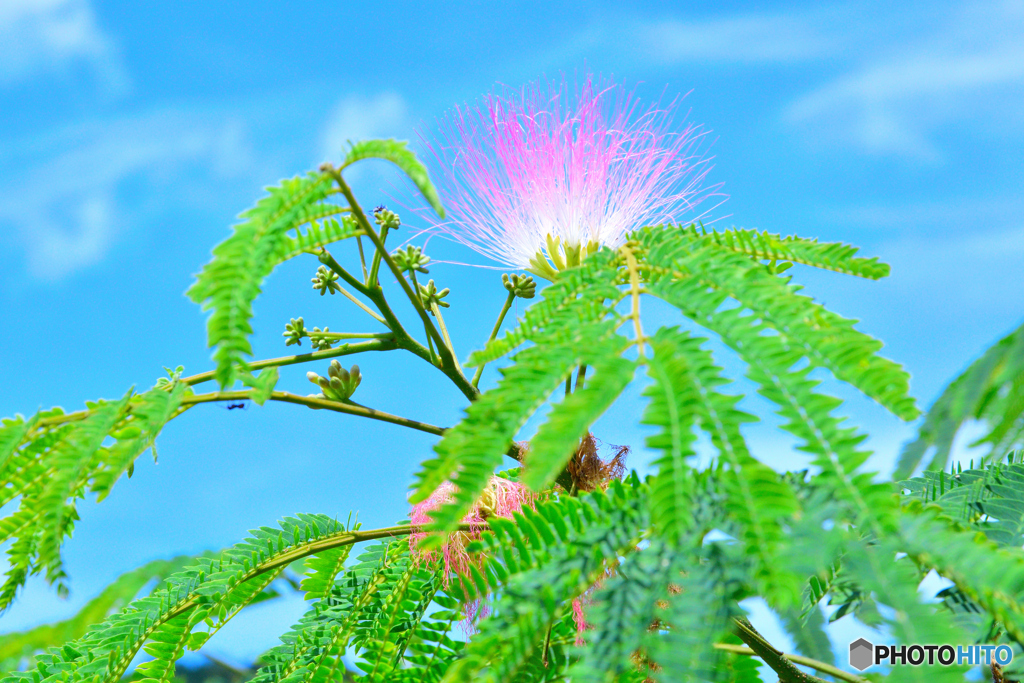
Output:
(0, 554), (199, 672)
(187, 171), (344, 388)
(644, 327), (801, 602)
(899, 320), (1024, 476)
(636, 224), (919, 421)
(686, 224), (891, 280)
(18, 514), (363, 683)
(272, 215), (360, 265)
(342, 138), (445, 218)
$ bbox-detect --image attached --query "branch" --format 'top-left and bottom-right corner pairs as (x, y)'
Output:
(181, 390), (445, 436)
(319, 164), (477, 402)
(714, 643), (867, 683)
(32, 341), (389, 429)
(732, 617), (830, 683)
(431, 302), (462, 374)
(180, 339), (397, 387)
(315, 248), (371, 297)
(319, 164), (446, 354)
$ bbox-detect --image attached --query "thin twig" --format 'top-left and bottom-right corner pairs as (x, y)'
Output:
(336, 284), (389, 325)
(410, 270), (438, 365)
(731, 617), (830, 683)
(355, 236), (369, 282)
(472, 290), (515, 388)
(431, 303), (462, 374)
(317, 248), (370, 297)
(320, 165), (447, 354)
(179, 340), (396, 387)
(181, 390), (445, 436)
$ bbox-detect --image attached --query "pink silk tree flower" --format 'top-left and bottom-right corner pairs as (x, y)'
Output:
(424, 74), (720, 280)
(409, 476), (537, 634)
(409, 476), (536, 588)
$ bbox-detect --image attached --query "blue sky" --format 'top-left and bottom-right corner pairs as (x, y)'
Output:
(2, 0), (1023, 667)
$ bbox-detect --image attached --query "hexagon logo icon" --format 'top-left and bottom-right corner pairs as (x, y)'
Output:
(849, 638), (874, 671)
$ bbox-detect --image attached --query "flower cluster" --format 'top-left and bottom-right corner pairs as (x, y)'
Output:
(425, 74), (719, 278)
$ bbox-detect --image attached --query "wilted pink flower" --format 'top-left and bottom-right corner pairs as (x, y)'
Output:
(409, 476), (536, 587)
(572, 596), (591, 646)
(409, 476), (536, 634)
(425, 74), (720, 279)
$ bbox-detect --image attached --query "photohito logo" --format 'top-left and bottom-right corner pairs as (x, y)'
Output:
(848, 638), (1013, 671)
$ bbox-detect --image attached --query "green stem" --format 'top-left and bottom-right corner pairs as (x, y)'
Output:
(317, 250), (388, 325)
(180, 340), (396, 388)
(574, 364), (587, 392)
(368, 225), (390, 286)
(431, 303), (462, 374)
(564, 374), (572, 397)
(712, 644), (866, 683)
(472, 290), (515, 388)
(731, 618), (830, 683)
(313, 332), (393, 341)
(182, 390), (445, 436)
(322, 164), (477, 401)
(410, 270), (438, 365)
(355, 236), (369, 282)
(321, 166), (446, 354)
(155, 522), (481, 625)
(317, 249), (371, 297)
(336, 285), (388, 326)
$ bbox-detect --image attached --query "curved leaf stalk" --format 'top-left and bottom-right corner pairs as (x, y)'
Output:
(620, 244), (646, 357)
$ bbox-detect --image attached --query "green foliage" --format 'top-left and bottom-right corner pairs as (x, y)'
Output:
(187, 172), (345, 388)
(8, 143), (1018, 683)
(240, 367), (279, 406)
(413, 327), (605, 530)
(8, 514), (366, 683)
(0, 384), (186, 610)
(636, 224), (918, 420)
(778, 604), (835, 669)
(645, 328), (801, 602)
(415, 258), (628, 532)
(899, 319), (1024, 475)
(687, 224), (891, 280)
(0, 555), (198, 672)
(445, 480), (648, 682)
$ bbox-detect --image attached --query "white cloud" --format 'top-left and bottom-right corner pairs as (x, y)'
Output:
(318, 91), (409, 164)
(784, 2), (1024, 159)
(0, 110), (255, 279)
(0, 0), (126, 91)
(640, 13), (831, 64)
